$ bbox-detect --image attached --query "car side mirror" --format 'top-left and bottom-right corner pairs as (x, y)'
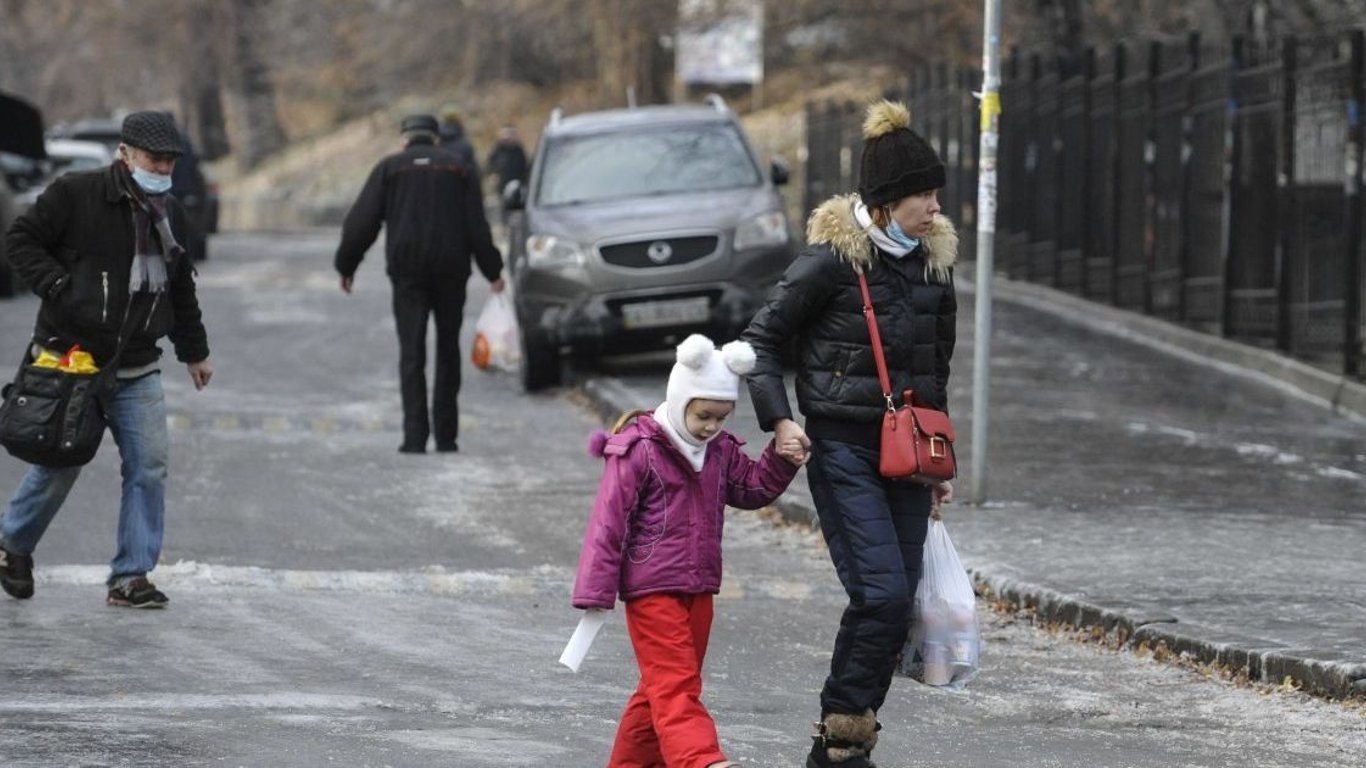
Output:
(770, 157), (790, 186)
(502, 179), (527, 211)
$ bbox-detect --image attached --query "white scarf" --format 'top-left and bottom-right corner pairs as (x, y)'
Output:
(653, 403), (713, 472)
(853, 200), (918, 259)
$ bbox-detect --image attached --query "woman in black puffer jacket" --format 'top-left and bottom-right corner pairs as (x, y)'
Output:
(742, 100), (957, 768)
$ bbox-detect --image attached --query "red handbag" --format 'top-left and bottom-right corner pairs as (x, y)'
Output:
(856, 268), (957, 484)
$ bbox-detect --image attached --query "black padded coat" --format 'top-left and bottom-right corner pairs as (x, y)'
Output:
(743, 194), (958, 449)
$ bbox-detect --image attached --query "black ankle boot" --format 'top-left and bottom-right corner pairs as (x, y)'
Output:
(805, 709), (879, 767)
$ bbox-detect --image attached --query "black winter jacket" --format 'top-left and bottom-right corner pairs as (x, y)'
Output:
(3, 164), (210, 369)
(334, 138), (502, 281)
(486, 140), (529, 189)
(743, 194), (958, 449)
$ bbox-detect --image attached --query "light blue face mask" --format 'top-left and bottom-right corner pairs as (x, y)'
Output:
(886, 217), (921, 250)
(131, 166), (173, 195)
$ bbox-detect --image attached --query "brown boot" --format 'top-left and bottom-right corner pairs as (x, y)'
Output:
(806, 709), (879, 767)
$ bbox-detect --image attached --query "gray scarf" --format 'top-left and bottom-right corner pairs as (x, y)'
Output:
(115, 163), (184, 293)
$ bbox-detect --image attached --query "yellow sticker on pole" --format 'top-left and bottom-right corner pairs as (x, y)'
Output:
(980, 90), (1001, 132)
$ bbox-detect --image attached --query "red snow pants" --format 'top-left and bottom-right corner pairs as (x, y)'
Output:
(607, 592), (727, 768)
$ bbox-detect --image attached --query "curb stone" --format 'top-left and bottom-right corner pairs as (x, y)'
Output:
(576, 375), (1366, 700)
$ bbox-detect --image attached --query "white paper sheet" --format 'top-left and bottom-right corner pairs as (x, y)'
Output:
(558, 609), (607, 673)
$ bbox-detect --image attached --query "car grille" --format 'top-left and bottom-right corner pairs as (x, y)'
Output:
(598, 235), (719, 268)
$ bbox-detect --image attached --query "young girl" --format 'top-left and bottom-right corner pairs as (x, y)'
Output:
(572, 334), (807, 768)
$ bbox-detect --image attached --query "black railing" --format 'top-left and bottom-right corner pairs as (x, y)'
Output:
(803, 29), (1366, 380)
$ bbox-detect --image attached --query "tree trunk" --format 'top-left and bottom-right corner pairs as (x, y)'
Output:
(590, 0), (674, 107)
(226, 0), (286, 169)
(177, 0), (230, 160)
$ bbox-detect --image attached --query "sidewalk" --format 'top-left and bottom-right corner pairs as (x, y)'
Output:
(582, 273), (1366, 699)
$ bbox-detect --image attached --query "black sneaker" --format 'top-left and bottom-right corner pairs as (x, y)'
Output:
(435, 441), (458, 453)
(106, 577), (168, 609)
(0, 544), (34, 600)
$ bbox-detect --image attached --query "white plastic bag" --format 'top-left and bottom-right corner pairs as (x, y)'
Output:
(471, 292), (521, 373)
(899, 519), (980, 689)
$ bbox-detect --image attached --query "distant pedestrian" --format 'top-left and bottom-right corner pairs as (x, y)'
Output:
(334, 114), (504, 454)
(438, 106), (480, 180)
(485, 124), (529, 194)
(572, 334), (806, 768)
(742, 100), (958, 767)
(0, 110), (214, 609)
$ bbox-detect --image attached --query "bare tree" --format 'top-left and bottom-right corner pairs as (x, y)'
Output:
(225, 0), (286, 169)
(175, 0), (230, 159)
(590, 0), (676, 107)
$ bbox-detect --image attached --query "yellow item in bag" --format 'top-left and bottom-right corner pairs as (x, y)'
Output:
(31, 345), (100, 374)
(32, 349), (64, 369)
(61, 348), (99, 374)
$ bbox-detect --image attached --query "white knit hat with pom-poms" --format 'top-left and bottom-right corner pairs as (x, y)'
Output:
(664, 334), (755, 441)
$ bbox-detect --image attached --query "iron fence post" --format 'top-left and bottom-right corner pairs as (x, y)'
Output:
(1177, 32), (1202, 323)
(1079, 48), (1095, 297)
(1111, 42), (1127, 306)
(1345, 29), (1364, 378)
(1276, 36), (1297, 353)
(1220, 37), (1243, 338)
(1143, 40), (1161, 315)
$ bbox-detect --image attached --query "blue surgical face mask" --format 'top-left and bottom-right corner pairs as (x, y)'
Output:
(130, 166), (173, 195)
(886, 217), (921, 250)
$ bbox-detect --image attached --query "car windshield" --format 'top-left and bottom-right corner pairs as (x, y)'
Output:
(536, 123), (761, 206)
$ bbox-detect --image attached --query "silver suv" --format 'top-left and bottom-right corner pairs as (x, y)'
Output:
(504, 96), (795, 391)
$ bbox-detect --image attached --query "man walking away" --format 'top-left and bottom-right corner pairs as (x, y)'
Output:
(486, 124), (529, 221)
(438, 106), (480, 180)
(0, 110), (213, 609)
(334, 114), (505, 454)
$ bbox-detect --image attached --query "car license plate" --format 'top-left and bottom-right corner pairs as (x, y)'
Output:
(620, 297), (711, 329)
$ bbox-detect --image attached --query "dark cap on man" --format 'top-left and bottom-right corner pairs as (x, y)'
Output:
(120, 111), (184, 156)
(858, 100), (945, 208)
(400, 114), (440, 135)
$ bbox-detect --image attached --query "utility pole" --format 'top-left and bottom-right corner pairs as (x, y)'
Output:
(971, 0), (1002, 504)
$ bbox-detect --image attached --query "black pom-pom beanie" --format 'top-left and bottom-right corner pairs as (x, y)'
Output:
(857, 100), (945, 208)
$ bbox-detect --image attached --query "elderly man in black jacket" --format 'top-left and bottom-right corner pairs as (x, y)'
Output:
(0, 110), (212, 609)
(335, 114), (505, 454)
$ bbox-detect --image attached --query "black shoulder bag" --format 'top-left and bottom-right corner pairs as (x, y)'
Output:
(0, 299), (145, 468)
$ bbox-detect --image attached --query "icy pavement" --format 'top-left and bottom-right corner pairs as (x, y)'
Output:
(0, 230), (1362, 766)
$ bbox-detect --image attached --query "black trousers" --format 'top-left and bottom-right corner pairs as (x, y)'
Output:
(391, 273), (467, 449)
(806, 438), (932, 716)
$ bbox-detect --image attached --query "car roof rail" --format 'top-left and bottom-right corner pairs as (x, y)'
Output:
(705, 93), (728, 113)
(549, 107), (563, 127)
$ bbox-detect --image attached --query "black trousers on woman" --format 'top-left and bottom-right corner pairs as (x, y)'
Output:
(806, 437), (932, 716)
(391, 273), (467, 451)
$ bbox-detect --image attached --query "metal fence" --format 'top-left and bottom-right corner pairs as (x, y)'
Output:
(804, 30), (1366, 380)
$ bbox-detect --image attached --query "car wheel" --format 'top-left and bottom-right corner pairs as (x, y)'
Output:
(520, 325), (562, 392)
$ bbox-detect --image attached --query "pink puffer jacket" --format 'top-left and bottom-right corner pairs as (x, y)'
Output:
(571, 412), (799, 609)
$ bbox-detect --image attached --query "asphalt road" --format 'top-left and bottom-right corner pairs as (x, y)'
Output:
(0, 230), (1362, 767)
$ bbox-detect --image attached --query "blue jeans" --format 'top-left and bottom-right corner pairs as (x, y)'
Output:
(806, 438), (931, 716)
(1, 372), (168, 585)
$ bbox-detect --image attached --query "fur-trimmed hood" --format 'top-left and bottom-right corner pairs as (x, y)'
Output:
(805, 193), (958, 283)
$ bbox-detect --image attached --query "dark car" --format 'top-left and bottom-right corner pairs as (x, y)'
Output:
(59, 117), (218, 260)
(0, 90), (46, 297)
(504, 95), (795, 391)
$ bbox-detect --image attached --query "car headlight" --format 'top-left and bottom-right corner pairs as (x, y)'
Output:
(526, 234), (588, 268)
(734, 211), (790, 251)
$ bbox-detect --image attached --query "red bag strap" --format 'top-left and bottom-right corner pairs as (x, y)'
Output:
(855, 267), (895, 411)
